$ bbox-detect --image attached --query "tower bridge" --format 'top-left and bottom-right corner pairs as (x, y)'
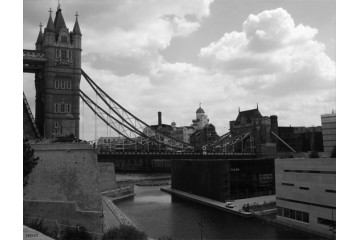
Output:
(23, 5), (292, 163)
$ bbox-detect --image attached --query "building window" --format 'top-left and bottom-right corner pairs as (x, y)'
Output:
(67, 81), (71, 89)
(299, 187), (309, 190)
(303, 212), (309, 223)
(56, 49), (60, 58)
(318, 217), (335, 228)
(278, 207), (309, 224)
(61, 50), (67, 59)
(54, 122), (59, 129)
(65, 104), (71, 113)
(55, 80), (59, 89)
(61, 36), (67, 43)
(68, 50), (72, 59)
(295, 211), (302, 221)
(277, 207), (283, 216)
(284, 208), (290, 218)
(60, 104), (65, 113)
(61, 81), (66, 89)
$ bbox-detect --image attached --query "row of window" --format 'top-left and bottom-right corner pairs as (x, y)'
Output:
(281, 183), (335, 193)
(284, 169), (335, 174)
(54, 103), (72, 113)
(56, 49), (72, 59)
(277, 207), (309, 223)
(55, 80), (71, 90)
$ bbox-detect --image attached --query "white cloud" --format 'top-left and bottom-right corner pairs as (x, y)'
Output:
(79, 0), (214, 75)
(199, 8), (335, 95)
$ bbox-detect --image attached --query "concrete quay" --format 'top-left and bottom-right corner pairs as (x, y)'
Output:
(161, 187), (276, 217)
(102, 195), (140, 231)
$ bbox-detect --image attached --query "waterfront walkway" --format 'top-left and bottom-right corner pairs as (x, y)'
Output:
(161, 187), (276, 217)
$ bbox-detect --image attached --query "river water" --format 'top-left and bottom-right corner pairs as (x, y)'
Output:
(115, 174), (322, 240)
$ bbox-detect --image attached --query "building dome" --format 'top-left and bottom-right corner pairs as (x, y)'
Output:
(196, 107), (205, 114)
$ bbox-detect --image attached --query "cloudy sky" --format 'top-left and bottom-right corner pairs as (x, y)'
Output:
(23, 0), (336, 141)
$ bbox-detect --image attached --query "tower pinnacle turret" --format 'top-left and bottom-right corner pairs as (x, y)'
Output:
(73, 12), (82, 36)
(35, 22), (43, 50)
(45, 8), (55, 32)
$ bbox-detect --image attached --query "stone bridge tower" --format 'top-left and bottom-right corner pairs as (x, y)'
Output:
(34, 4), (82, 139)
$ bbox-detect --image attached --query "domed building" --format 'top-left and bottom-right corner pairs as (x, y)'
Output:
(191, 104), (209, 130)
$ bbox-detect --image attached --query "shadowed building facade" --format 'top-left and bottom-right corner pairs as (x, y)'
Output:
(171, 158), (275, 202)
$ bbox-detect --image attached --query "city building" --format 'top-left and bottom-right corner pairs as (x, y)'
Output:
(229, 105), (278, 157)
(277, 126), (324, 153)
(170, 122), (196, 144)
(275, 158), (336, 238)
(190, 123), (218, 150)
(191, 104), (209, 130)
(171, 158), (275, 202)
(321, 111), (336, 156)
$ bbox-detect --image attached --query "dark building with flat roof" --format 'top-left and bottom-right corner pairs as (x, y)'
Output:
(171, 158), (275, 202)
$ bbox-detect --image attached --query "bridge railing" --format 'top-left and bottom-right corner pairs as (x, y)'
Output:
(23, 49), (46, 60)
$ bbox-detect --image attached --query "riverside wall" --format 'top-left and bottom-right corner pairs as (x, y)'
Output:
(23, 142), (103, 238)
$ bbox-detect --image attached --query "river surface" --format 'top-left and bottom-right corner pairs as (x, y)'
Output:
(115, 174), (323, 240)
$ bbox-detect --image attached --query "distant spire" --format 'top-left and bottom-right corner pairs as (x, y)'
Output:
(73, 11), (82, 35)
(238, 107), (240, 113)
(199, 102), (201, 108)
(257, 102), (258, 110)
(57, 0), (61, 10)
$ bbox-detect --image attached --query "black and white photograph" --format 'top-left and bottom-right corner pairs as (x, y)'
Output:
(10, 0), (347, 239)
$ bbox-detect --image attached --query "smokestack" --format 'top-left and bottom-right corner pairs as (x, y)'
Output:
(158, 111), (162, 126)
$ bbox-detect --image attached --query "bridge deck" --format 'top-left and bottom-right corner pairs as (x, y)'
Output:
(97, 151), (257, 160)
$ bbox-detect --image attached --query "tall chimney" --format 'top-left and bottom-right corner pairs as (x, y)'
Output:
(158, 111), (162, 126)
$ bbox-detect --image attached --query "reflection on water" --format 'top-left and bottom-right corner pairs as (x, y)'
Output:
(115, 184), (321, 240)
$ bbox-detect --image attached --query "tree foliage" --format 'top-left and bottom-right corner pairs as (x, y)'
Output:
(23, 140), (39, 187)
(60, 225), (92, 240)
(102, 225), (147, 240)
